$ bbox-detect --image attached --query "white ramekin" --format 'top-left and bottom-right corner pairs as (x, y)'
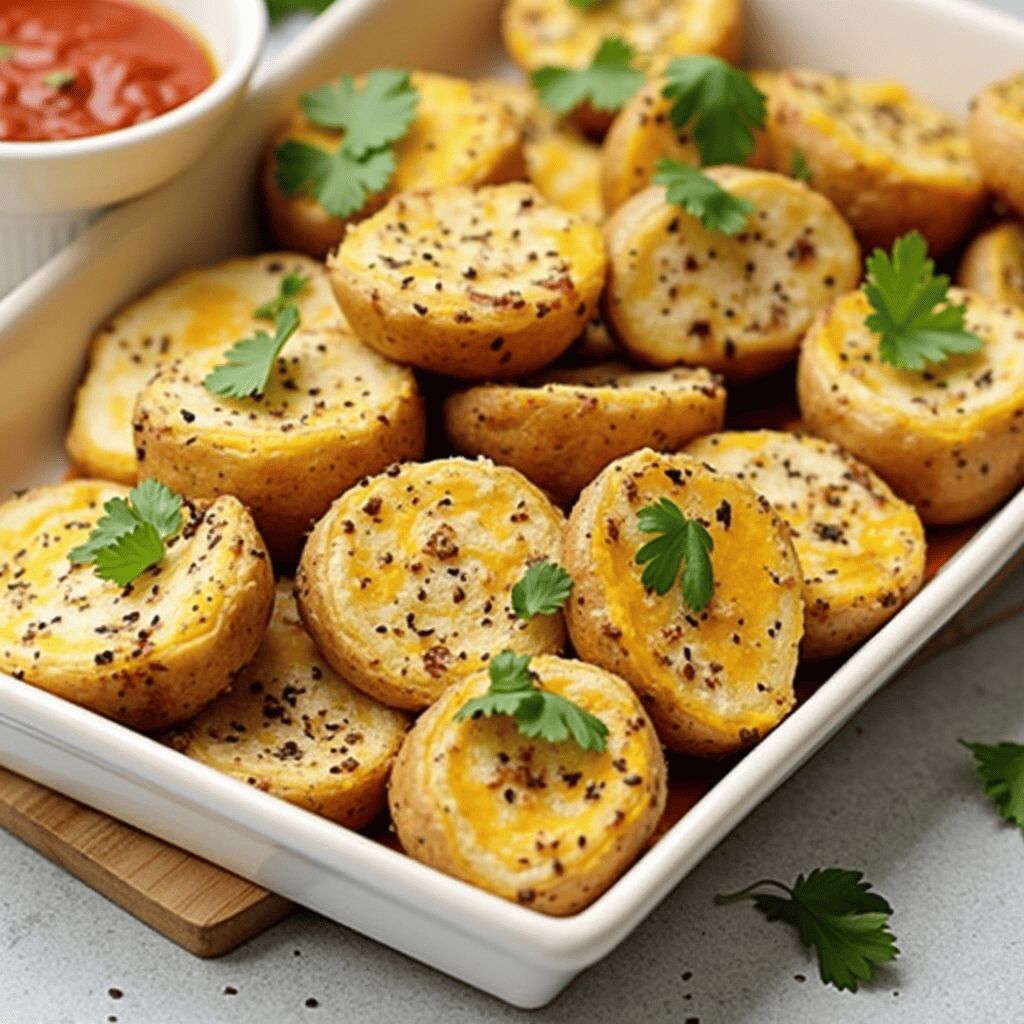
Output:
(0, 0), (268, 295)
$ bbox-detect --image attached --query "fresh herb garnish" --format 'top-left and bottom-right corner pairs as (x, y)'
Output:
(567, 0), (610, 6)
(254, 271), (310, 320)
(0, 44), (14, 61)
(961, 739), (1024, 828)
(863, 231), (984, 369)
(455, 650), (608, 752)
(530, 37), (646, 116)
(653, 159), (754, 237)
(203, 305), (301, 398)
(716, 869), (899, 992)
(661, 56), (767, 166)
(68, 479), (183, 586)
(635, 495), (714, 611)
(791, 149), (812, 183)
(275, 68), (418, 218)
(511, 561), (573, 621)
(42, 69), (76, 90)
(264, 0), (335, 21)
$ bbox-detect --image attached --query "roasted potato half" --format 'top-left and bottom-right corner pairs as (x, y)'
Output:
(295, 457), (567, 712)
(0, 481), (274, 732)
(564, 449), (803, 757)
(388, 654), (667, 915)
(133, 325), (426, 570)
(768, 69), (988, 256)
(957, 220), (1024, 308)
(327, 183), (606, 380)
(602, 167), (860, 378)
(161, 581), (410, 830)
(444, 362), (726, 504)
(66, 254), (346, 485)
(797, 288), (1024, 525)
(685, 430), (926, 660)
(263, 71), (526, 259)
(967, 72), (1024, 219)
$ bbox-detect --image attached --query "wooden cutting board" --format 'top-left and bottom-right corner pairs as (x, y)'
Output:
(0, 767), (293, 956)
(2, 544), (1022, 958)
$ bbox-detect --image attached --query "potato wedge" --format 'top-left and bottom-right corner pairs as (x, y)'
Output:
(0, 481), (274, 732)
(327, 183), (606, 380)
(263, 71), (526, 259)
(444, 362), (726, 504)
(967, 72), (1024, 219)
(768, 69), (987, 256)
(295, 457), (567, 711)
(66, 253), (345, 485)
(957, 220), (1024, 308)
(161, 581), (410, 830)
(564, 449), (802, 757)
(602, 167), (860, 378)
(388, 654), (666, 915)
(684, 430), (926, 659)
(797, 288), (1024, 524)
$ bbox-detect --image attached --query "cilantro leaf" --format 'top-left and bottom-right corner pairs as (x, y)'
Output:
(653, 159), (754, 236)
(961, 739), (1024, 827)
(263, 0), (335, 21)
(67, 480), (183, 586)
(254, 272), (310, 320)
(511, 561), (573, 621)
(455, 650), (608, 752)
(301, 68), (418, 159)
(791, 149), (812, 183)
(531, 37), (646, 116)
(274, 139), (395, 218)
(636, 495), (715, 610)
(716, 869), (899, 991)
(863, 231), (985, 369)
(661, 56), (766, 166)
(42, 69), (75, 90)
(204, 305), (301, 398)
(0, 44), (14, 61)
(568, 0), (610, 6)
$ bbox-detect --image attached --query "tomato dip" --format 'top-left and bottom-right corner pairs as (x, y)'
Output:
(0, 0), (214, 142)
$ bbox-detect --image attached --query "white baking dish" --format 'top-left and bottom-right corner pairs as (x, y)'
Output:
(3, 0), (1024, 1008)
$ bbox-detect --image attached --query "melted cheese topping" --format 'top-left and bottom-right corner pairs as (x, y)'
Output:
(503, 0), (739, 70)
(783, 70), (979, 183)
(811, 289), (1024, 440)
(525, 131), (604, 223)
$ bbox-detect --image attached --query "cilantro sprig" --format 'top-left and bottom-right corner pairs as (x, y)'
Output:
(567, 0), (610, 6)
(653, 159), (754, 236)
(0, 44), (14, 61)
(961, 739), (1024, 828)
(716, 869), (899, 991)
(791, 149), (812, 183)
(254, 271), (309, 320)
(275, 68), (418, 218)
(42, 69), (76, 90)
(635, 497), (714, 611)
(864, 231), (984, 370)
(531, 37), (646, 117)
(661, 56), (767, 166)
(264, 0), (334, 21)
(68, 480), (183, 586)
(511, 562), (573, 621)
(455, 651), (608, 753)
(203, 305), (301, 398)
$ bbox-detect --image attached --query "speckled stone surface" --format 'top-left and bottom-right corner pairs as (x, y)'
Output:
(5, 2), (1024, 1021)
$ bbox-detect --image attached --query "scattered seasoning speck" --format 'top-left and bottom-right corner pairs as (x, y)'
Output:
(108, 988), (123, 999)
(794, 973), (806, 982)
(224, 986), (237, 995)
(305, 997), (319, 1008)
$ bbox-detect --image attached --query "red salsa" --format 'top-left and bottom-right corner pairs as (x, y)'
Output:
(0, 0), (214, 142)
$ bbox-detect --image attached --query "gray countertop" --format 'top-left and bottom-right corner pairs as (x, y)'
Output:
(5, 2), (1024, 1021)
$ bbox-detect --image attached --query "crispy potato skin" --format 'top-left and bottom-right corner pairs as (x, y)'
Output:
(968, 73), (1024, 220)
(443, 363), (726, 504)
(564, 449), (802, 757)
(160, 581), (410, 830)
(685, 430), (926, 660)
(132, 326), (427, 572)
(602, 168), (860, 379)
(295, 458), (567, 711)
(0, 482), (274, 732)
(797, 289), (1024, 525)
(957, 220), (1024, 308)
(388, 655), (666, 915)
(768, 69), (987, 256)
(328, 183), (607, 380)
(262, 71), (526, 259)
